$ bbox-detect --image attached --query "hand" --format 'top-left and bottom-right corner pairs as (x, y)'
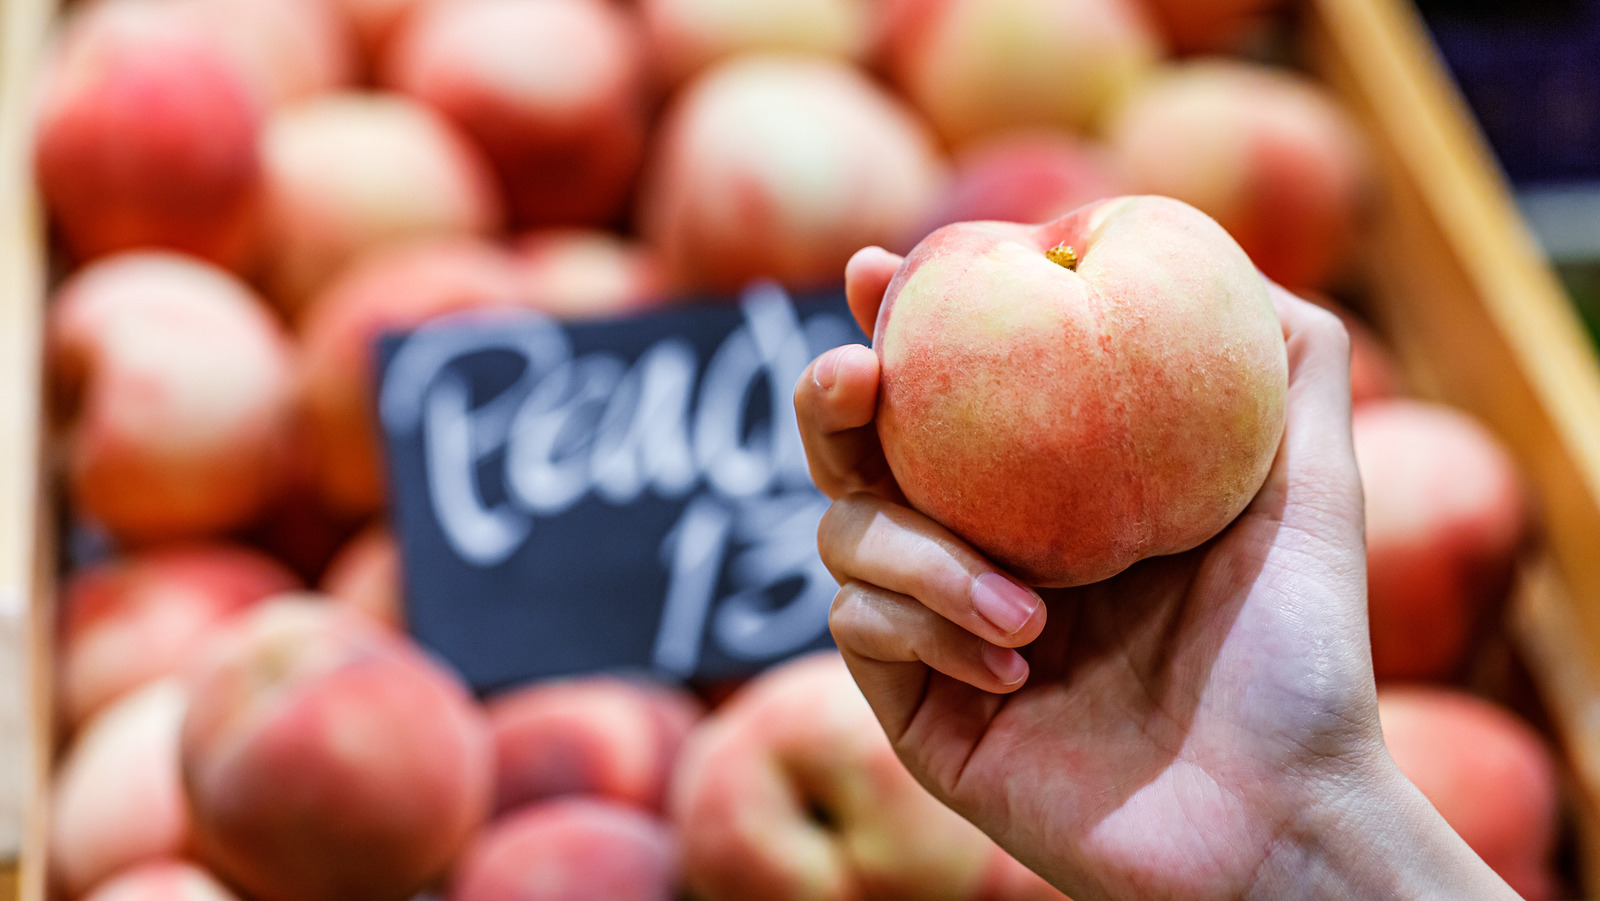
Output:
(795, 247), (1522, 901)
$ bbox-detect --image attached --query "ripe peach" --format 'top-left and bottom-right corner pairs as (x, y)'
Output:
(174, 0), (357, 107)
(320, 524), (404, 630)
(298, 237), (531, 517)
(259, 92), (504, 319)
(1106, 60), (1371, 290)
(671, 653), (999, 901)
(1140, 0), (1283, 53)
(1378, 687), (1559, 901)
(182, 600), (493, 901)
(448, 799), (680, 901)
(1353, 400), (1527, 680)
(50, 681), (190, 898)
(878, 0), (1160, 147)
(383, 0), (649, 229)
(57, 542), (300, 729)
(33, 0), (262, 269)
(488, 677), (703, 816)
(513, 230), (669, 319)
(81, 861), (242, 901)
(640, 0), (872, 84)
(48, 252), (295, 543)
(876, 196), (1287, 587)
(921, 131), (1124, 235)
(639, 54), (946, 293)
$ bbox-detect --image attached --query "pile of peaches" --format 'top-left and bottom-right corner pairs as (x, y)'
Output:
(30, 0), (1564, 897)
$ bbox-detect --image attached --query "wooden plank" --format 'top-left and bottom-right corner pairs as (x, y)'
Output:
(0, 0), (56, 896)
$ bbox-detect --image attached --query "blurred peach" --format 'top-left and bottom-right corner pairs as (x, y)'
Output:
(174, 0), (357, 107)
(50, 681), (190, 898)
(921, 131), (1123, 235)
(57, 542), (300, 730)
(33, 0), (262, 269)
(448, 799), (680, 901)
(259, 92), (504, 319)
(320, 524), (404, 630)
(1140, 0), (1283, 53)
(640, 0), (872, 84)
(488, 677), (703, 816)
(328, 0), (427, 68)
(48, 252), (295, 543)
(383, 0), (649, 229)
(81, 861), (243, 901)
(879, 0), (1160, 146)
(183, 600), (493, 901)
(513, 230), (669, 319)
(639, 54), (945, 293)
(1107, 60), (1371, 289)
(297, 237), (531, 517)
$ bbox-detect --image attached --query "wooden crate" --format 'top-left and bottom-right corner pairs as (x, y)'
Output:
(6, 0), (1600, 897)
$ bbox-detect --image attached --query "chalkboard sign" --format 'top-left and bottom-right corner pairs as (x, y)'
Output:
(377, 284), (866, 693)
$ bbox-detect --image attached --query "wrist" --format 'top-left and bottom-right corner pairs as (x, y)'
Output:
(1247, 751), (1521, 901)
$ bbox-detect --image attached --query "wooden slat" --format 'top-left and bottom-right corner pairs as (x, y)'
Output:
(0, 0), (55, 897)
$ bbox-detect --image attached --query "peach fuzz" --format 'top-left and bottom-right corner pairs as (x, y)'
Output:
(50, 681), (191, 899)
(488, 677), (703, 816)
(1139, 0), (1284, 53)
(1353, 400), (1527, 680)
(383, 0), (649, 229)
(298, 237), (533, 517)
(513, 229), (670, 320)
(639, 0), (873, 85)
(671, 653), (999, 901)
(57, 542), (300, 730)
(81, 861), (242, 901)
(320, 524), (404, 630)
(48, 252), (295, 543)
(172, 0), (357, 108)
(259, 91), (503, 320)
(1106, 60), (1371, 290)
(448, 799), (680, 901)
(639, 54), (946, 293)
(922, 131), (1124, 235)
(33, 0), (262, 269)
(878, 0), (1161, 147)
(181, 600), (493, 901)
(1378, 687), (1559, 901)
(877, 196), (1287, 587)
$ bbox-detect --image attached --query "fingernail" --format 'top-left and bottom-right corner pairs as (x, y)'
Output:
(813, 347), (842, 390)
(972, 572), (1039, 635)
(982, 644), (1029, 686)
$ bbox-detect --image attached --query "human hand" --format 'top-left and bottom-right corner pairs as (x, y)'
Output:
(796, 247), (1522, 901)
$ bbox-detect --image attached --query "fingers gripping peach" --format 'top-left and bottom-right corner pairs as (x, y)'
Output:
(874, 196), (1288, 587)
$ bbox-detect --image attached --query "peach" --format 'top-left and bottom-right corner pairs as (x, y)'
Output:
(1378, 687), (1559, 901)
(639, 0), (872, 84)
(448, 799), (680, 901)
(298, 237), (532, 516)
(639, 54), (946, 293)
(1140, 0), (1283, 53)
(174, 0), (357, 107)
(383, 0), (649, 229)
(671, 653), (1000, 901)
(57, 542), (300, 729)
(33, 0), (262, 269)
(48, 252), (295, 543)
(878, 0), (1160, 147)
(876, 196), (1287, 587)
(329, 0), (428, 68)
(513, 229), (670, 319)
(488, 677), (703, 816)
(921, 131), (1124, 235)
(320, 524), (404, 630)
(81, 861), (242, 901)
(1353, 400), (1527, 680)
(50, 681), (190, 898)
(259, 91), (504, 319)
(1106, 60), (1371, 290)
(182, 600), (493, 901)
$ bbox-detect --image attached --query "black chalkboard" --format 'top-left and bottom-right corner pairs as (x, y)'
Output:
(376, 284), (866, 693)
